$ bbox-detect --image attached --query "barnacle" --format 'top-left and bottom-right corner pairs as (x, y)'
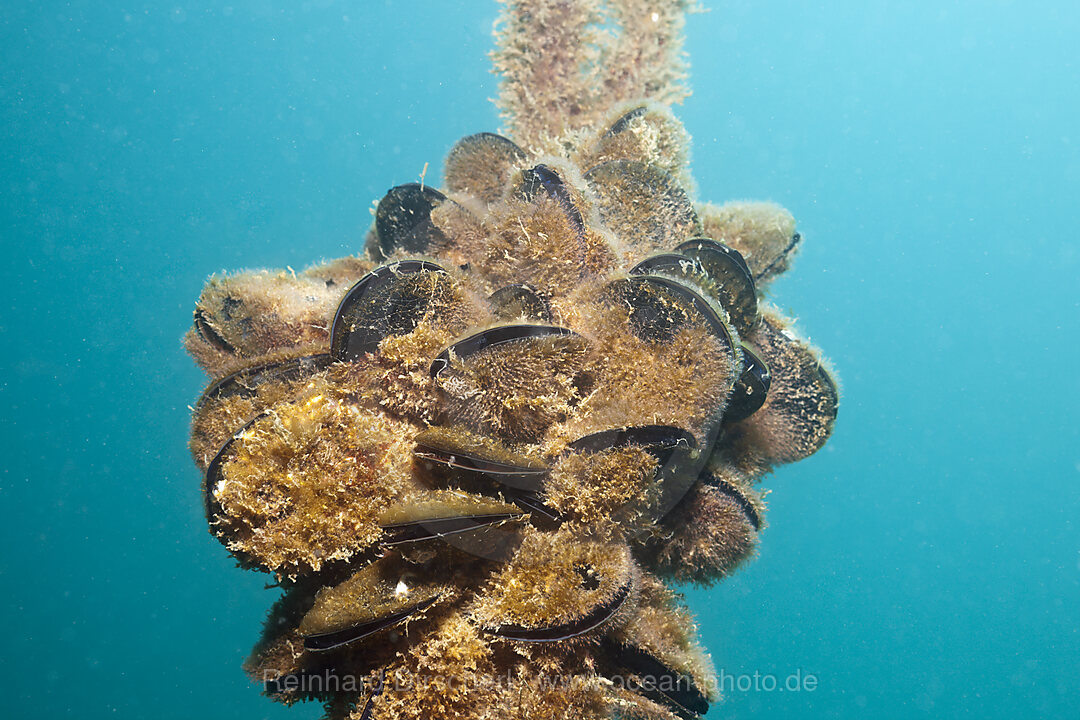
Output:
(185, 1), (837, 718)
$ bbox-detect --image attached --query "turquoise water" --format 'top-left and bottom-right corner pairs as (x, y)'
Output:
(2, 1), (1077, 717)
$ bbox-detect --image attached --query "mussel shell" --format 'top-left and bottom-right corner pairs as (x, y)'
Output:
(488, 581), (631, 642)
(629, 253), (700, 280)
(413, 439), (549, 493)
(429, 324), (578, 377)
(374, 183), (450, 258)
(756, 231), (803, 282)
(584, 160), (698, 251)
(507, 492), (563, 527)
(603, 640), (710, 719)
(380, 513), (524, 547)
(299, 557), (445, 652)
(702, 471), (761, 531)
(675, 237), (751, 277)
(515, 164), (587, 240)
(722, 313), (839, 469)
(488, 284), (552, 322)
(630, 251), (753, 327)
(604, 105), (648, 137)
(444, 132), (527, 204)
(203, 411), (271, 533)
(723, 344), (772, 424)
(331, 260), (450, 362)
(604, 275), (733, 348)
(378, 493), (527, 559)
(675, 237), (758, 333)
(302, 595), (440, 652)
(567, 425), (697, 469)
(192, 308), (236, 354)
(196, 353), (332, 409)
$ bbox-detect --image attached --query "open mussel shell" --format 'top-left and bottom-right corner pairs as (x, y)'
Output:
(196, 354), (331, 409)
(444, 132), (527, 204)
(602, 640), (710, 719)
(299, 558), (443, 652)
(604, 275), (733, 348)
(488, 283), (552, 322)
(374, 183), (450, 258)
(330, 261), (451, 362)
(675, 237), (758, 333)
(630, 251), (754, 330)
(429, 324), (578, 377)
(472, 531), (634, 643)
(584, 159), (699, 252)
(723, 344), (772, 424)
(565, 425), (702, 524)
(676, 236), (751, 277)
(568, 425), (697, 469)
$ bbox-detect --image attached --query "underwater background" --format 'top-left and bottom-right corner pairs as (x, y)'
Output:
(2, 0), (1077, 717)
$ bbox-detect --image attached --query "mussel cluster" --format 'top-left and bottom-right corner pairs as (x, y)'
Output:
(186, 103), (837, 720)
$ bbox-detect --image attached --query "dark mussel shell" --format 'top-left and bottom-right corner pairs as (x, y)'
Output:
(506, 492), (562, 526)
(488, 283), (552, 322)
(196, 353), (332, 409)
(605, 275), (733, 348)
(702, 471), (761, 531)
(380, 512), (524, 547)
(413, 439), (549, 494)
(302, 595), (441, 652)
(723, 344), (772, 424)
(724, 314), (838, 468)
(602, 640), (710, 719)
(411, 430), (559, 526)
(374, 183), (451, 258)
(331, 261), (451, 362)
(192, 307), (236, 354)
(568, 425), (697, 469)
(429, 324), (578, 378)
(757, 231), (803, 283)
(515, 164), (587, 240)
(444, 132), (527, 204)
(488, 581), (632, 642)
(584, 160), (699, 250)
(629, 253), (700, 280)
(204, 411), (271, 533)
(603, 105), (648, 137)
(675, 236), (751, 277)
(675, 237), (758, 333)
(378, 492), (528, 559)
(354, 673), (384, 720)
